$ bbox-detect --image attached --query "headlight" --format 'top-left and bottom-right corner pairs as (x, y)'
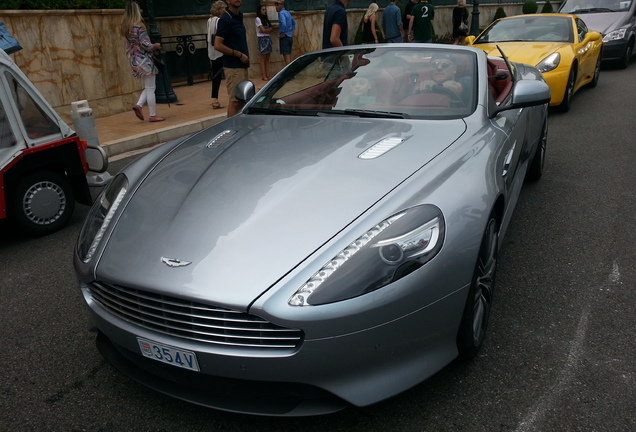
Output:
(77, 174), (128, 263)
(289, 205), (445, 306)
(603, 28), (627, 43)
(536, 53), (561, 73)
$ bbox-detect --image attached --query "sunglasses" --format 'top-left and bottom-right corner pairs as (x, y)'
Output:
(432, 61), (453, 69)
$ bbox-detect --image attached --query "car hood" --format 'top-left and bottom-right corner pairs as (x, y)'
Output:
(576, 12), (630, 35)
(97, 115), (466, 310)
(475, 42), (566, 67)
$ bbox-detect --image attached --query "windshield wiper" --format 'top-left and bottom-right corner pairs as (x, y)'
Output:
(246, 106), (305, 116)
(570, 7), (613, 13)
(335, 109), (409, 119)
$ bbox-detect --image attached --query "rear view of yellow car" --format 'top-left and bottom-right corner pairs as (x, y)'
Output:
(467, 14), (603, 112)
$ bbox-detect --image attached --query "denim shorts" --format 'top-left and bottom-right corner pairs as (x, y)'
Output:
(279, 36), (293, 55)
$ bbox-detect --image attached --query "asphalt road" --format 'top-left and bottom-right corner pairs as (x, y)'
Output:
(1, 63), (635, 432)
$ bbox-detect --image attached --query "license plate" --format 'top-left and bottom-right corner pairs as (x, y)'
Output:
(137, 338), (200, 372)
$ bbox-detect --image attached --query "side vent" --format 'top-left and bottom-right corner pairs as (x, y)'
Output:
(207, 130), (238, 148)
(359, 137), (408, 159)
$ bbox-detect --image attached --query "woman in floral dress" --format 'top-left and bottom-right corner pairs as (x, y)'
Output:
(120, 1), (165, 122)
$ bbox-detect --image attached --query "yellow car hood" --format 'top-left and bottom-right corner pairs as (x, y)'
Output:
(474, 42), (566, 67)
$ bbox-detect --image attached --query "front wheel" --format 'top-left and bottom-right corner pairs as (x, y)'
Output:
(617, 42), (633, 69)
(11, 171), (75, 236)
(557, 67), (575, 112)
(457, 216), (498, 360)
(587, 53), (601, 88)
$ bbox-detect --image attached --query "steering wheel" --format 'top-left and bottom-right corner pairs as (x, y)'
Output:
(426, 84), (464, 107)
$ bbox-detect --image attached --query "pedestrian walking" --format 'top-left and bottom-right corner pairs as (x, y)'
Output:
(207, 0), (226, 109)
(404, 0), (418, 32)
(361, 3), (381, 44)
(323, 0), (349, 48)
(452, 0), (469, 45)
(382, 0), (405, 43)
(121, 0), (165, 122)
(214, 0), (249, 118)
(408, 0), (435, 43)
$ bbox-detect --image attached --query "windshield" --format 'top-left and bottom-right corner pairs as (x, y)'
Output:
(5, 71), (60, 140)
(560, 0), (632, 13)
(476, 16), (574, 43)
(246, 47), (477, 119)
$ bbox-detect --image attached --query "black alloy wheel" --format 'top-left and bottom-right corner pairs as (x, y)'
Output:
(558, 67), (576, 112)
(618, 42), (633, 69)
(588, 53), (601, 88)
(457, 216), (498, 360)
(526, 117), (548, 182)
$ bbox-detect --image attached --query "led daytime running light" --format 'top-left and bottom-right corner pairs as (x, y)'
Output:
(289, 212), (405, 306)
(82, 186), (127, 263)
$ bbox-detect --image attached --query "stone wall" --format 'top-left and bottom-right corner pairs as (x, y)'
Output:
(0, 3), (558, 122)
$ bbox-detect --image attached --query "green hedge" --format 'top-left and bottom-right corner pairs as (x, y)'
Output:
(522, 0), (539, 14)
(542, 1), (554, 13)
(0, 0), (126, 9)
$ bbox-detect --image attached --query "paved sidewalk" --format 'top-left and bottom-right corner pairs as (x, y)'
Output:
(94, 78), (269, 159)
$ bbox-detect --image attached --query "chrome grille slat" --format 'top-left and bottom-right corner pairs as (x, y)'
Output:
(89, 282), (303, 350)
(92, 286), (292, 331)
(93, 293), (300, 340)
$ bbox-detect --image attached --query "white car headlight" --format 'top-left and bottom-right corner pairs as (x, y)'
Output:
(289, 205), (445, 306)
(603, 28), (627, 42)
(536, 52), (561, 73)
(77, 174), (128, 263)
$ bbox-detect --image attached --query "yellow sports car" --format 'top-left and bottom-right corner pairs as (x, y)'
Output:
(466, 14), (603, 112)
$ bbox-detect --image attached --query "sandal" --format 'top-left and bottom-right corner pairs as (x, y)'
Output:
(149, 116), (165, 123)
(212, 102), (223, 109)
(132, 105), (144, 121)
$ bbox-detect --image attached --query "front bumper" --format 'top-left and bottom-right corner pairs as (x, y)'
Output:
(83, 280), (466, 416)
(601, 38), (631, 62)
(542, 67), (570, 106)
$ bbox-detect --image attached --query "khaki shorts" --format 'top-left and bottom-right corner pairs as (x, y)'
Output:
(225, 67), (249, 102)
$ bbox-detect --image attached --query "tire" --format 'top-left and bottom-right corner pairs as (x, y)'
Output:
(11, 171), (75, 236)
(587, 53), (601, 88)
(557, 67), (575, 112)
(526, 117), (548, 182)
(617, 41), (633, 69)
(457, 216), (498, 360)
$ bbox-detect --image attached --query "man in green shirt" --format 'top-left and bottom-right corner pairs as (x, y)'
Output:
(408, 0), (435, 43)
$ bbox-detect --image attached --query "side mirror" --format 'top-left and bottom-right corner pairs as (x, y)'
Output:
(84, 145), (108, 174)
(490, 80), (551, 118)
(583, 31), (603, 43)
(235, 80), (256, 103)
(465, 35), (476, 45)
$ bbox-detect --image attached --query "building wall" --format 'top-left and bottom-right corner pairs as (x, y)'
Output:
(0, 3), (558, 122)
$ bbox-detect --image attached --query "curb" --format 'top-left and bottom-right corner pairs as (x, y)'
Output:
(101, 113), (227, 158)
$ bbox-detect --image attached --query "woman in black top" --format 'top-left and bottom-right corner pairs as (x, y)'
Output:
(362, 3), (380, 44)
(453, 0), (469, 45)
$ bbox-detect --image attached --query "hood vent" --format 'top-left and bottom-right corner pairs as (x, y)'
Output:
(207, 130), (238, 148)
(359, 137), (408, 160)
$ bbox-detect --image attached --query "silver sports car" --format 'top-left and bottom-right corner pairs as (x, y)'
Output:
(75, 45), (550, 416)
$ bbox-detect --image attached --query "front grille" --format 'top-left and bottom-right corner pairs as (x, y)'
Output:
(88, 282), (303, 351)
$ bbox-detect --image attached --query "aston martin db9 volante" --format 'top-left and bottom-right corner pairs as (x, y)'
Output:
(75, 45), (550, 416)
